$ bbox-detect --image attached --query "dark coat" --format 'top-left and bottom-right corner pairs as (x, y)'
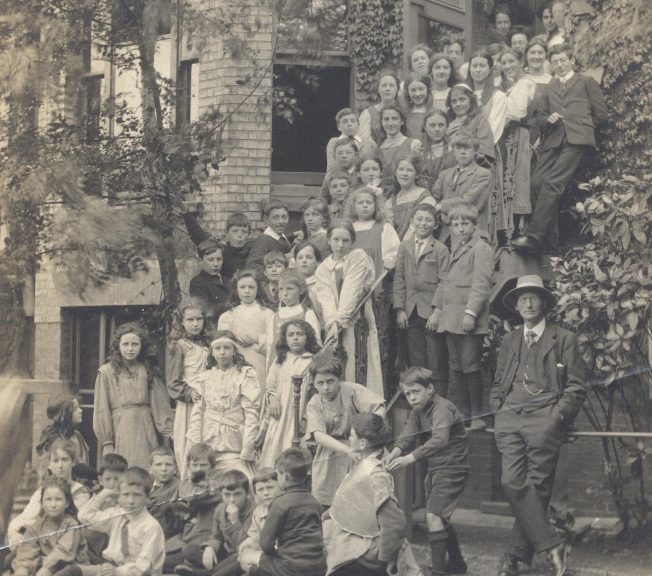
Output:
(537, 73), (608, 149)
(245, 233), (292, 273)
(490, 323), (587, 424)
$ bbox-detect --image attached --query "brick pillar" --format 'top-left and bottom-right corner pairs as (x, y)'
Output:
(33, 265), (64, 381)
(197, 0), (274, 235)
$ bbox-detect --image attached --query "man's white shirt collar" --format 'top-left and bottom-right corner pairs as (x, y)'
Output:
(524, 318), (546, 341)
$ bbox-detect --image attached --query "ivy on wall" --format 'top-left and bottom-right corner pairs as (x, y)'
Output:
(348, 0), (403, 109)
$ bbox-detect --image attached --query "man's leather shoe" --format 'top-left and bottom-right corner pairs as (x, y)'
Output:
(511, 235), (542, 255)
(549, 543), (569, 576)
(446, 559), (468, 574)
(497, 554), (519, 576)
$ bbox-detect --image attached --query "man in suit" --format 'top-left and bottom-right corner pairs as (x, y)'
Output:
(490, 275), (586, 576)
(245, 199), (293, 272)
(513, 43), (608, 255)
(432, 134), (492, 244)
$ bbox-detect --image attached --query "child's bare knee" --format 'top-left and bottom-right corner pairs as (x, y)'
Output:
(426, 512), (444, 532)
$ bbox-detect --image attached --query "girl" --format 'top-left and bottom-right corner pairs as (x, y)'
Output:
(266, 268), (322, 369)
(548, 0), (566, 48)
(358, 70), (400, 145)
(407, 44), (432, 76)
(356, 155), (386, 204)
(524, 39), (552, 144)
(294, 240), (324, 324)
(429, 53), (456, 110)
(420, 109), (456, 190)
(378, 105), (421, 190)
(467, 48), (507, 143)
(294, 197), (330, 257)
(8, 439), (91, 546)
(305, 354), (385, 508)
(11, 477), (89, 576)
(349, 187), (401, 397)
(167, 300), (211, 476)
(384, 154), (438, 240)
(323, 413), (409, 575)
(400, 72), (433, 139)
(186, 330), (260, 477)
(491, 3), (513, 42)
(94, 322), (173, 469)
(36, 396), (88, 465)
(314, 220), (383, 396)
(446, 84), (495, 162)
(500, 47), (538, 237)
(218, 270), (274, 392)
(259, 320), (321, 468)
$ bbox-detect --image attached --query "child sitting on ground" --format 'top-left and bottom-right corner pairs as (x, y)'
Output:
(385, 367), (469, 576)
(239, 448), (327, 576)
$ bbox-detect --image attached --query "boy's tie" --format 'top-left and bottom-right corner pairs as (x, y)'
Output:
(121, 518), (130, 559)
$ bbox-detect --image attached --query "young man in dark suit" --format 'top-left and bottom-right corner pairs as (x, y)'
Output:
(512, 43), (608, 255)
(245, 200), (292, 273)
(490, 275), (586, 576)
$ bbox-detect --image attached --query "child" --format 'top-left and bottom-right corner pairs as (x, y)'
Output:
(432, 133), (492, 243)
(164, 443), (222, 573)
(420, 109), (456, 191)
(245, 200), (292, 272)
(326, 109), (376, 172)
(356, 156), (385, 200)
(432, 202), (493, 430)
(429, 54), (456, 111)
(239, 448), (327, 576)
(358, 70), (401, 145)
(94, 322), (173, 469)
(218, 270), (274, 393)
(196, 470), (256, 576)
(189, 238), (230, 327)
(386, 367), (469, 576)
(186, 330), (260, 477)
(148, 446), (180, 537)
(321, 170), (354, 221)
(293, 241), (324, 324)
(76, 467), (166, 576)
(222, 213), (252, 287)
(466, 48), (507, 143)
(348, 187), (401, 396)
(167, 300), (211, 476)
(378, 105), (421, 190)
(314, 220), (383, 393)
(265, 269), (322, 370)
(8, 438), (91, 546)
(12, 477), (89, 576)
(295, 197), (330, 258)
(261, 251), (287, 307)
(260, 320), (321, 468)
(85, 453), (129, 563)
(305, 354), (385, 508)
(393, 204), (451, 397)
(323, 413), (407, 575)
(238, 469), (281, 573)
(384, 154), (437, 240)
(446, 84), (495, 163)
(400, 71), (434, 139)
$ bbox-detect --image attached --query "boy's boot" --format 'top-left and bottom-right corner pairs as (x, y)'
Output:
(429, 529), (448, 576)
(445, 521), (467, 574)
(466, 370), (486, 431)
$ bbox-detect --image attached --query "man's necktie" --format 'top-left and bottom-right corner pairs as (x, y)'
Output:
(526, 330), (537, 348)
(121, 519), (130, 559)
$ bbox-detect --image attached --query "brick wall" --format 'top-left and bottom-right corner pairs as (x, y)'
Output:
(197, 0), (274, 236)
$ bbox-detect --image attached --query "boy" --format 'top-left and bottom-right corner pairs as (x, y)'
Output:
(320, 139), (358, 199)
(432, 202), (493, 431)
(182, 211), (252, 288)
(238, 469), (281, 574)
(326, 109), (376, 171)
(240, 448), (327, 576)
(148, 446), (180, 537)
(512, 42), (607, 256)
(195, 470), (255, 576)
(393, 204), (451, 397)
(432, 134), (491, 243)
(164, 444), (222, 573)
(321, 171), (354, 220)
(261, 251), (288, 306)
(385, 367), (469, 576)
(189, 238), (229, 326)
(246, 201), (292, 273)
(86, 453), (129, 563)
(77, 467), (166, 576)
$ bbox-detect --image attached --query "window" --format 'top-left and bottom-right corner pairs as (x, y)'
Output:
(78, 75), (103, 143)
(176, 59), (199, 126)
(418, 15), (464, 51)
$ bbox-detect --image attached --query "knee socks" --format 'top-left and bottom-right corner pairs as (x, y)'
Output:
(446, 522), (467, 572)
(429, 529), (448, 576)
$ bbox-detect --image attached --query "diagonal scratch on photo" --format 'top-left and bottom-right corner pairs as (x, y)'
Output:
(0, 0), (650, 575)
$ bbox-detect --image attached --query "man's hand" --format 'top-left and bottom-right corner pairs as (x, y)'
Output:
(385, 454), (416, 472)
(383, 447), (402, 466)
(202, 547), (217, 570)
(547, 112), (563, 124)
(462, 313), (476, 333)
(396, 310), (409, 330)
(426, 309), (441, 332)
(326, 322), (340, 344)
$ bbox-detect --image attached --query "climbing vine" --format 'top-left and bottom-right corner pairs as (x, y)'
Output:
(348, 0), (403, 109)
